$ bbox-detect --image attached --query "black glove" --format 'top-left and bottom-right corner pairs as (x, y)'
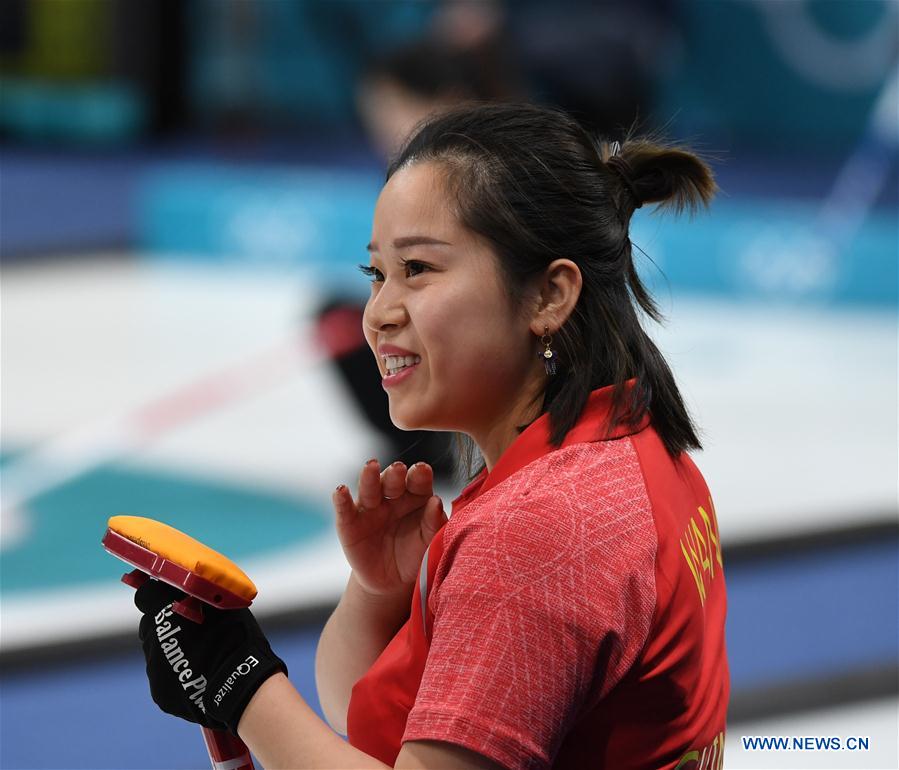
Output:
(135, 579), (288, 736)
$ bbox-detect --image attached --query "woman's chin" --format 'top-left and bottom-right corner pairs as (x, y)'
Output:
(389, 407), (443, 433)
(387, 406), (422, 432)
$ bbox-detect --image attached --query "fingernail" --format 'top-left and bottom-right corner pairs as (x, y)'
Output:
(335, 484), (346, 493)
(366, 458), (378, 466)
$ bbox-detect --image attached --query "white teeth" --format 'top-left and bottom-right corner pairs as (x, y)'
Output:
(384, 354), (421, 374)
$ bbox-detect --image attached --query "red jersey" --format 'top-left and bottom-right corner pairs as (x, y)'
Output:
(347, 379), (729, 769)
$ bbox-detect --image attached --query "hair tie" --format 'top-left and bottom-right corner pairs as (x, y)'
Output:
(606, 153), (643, 210)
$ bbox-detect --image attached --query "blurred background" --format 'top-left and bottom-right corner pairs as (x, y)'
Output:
(1, 1), (896, 768)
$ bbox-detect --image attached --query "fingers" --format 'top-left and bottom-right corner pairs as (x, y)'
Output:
(383, 460), (434, 500)
(332, 483), (354, 520)
(333, 459), (436, 520)
(420, 495), (447, 543)
(362, 458), (433, 506)
(380, 461), (407, 500)
(330, 459), (381, 522)
(405, 461), (435, 498)
(358, 458), (383, 510)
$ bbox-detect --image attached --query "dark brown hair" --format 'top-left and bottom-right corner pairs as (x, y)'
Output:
(385, 102), (717, 482)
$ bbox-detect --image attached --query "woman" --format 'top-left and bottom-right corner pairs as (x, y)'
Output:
(135, 102), (729, 770)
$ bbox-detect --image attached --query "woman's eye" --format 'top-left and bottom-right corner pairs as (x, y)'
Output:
(356, 261), (430, 283)
(357, 264), (383, 283)
(402, 259), (429, 277)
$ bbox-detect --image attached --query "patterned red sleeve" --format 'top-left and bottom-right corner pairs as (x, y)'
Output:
(402, 445), (658, 769)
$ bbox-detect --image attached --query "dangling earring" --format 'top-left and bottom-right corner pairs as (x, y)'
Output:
(539, 325), (557, 376)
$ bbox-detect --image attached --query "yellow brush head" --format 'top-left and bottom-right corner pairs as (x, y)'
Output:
(107, 515), (257, 602)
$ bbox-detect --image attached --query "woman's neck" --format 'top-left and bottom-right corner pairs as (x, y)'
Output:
(474, 384), (546, 472)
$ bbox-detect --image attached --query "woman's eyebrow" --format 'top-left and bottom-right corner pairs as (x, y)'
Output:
(366, 236), (452, 252)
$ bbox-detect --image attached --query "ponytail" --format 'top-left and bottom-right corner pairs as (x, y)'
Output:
(628, 143), (716, 216)
(594, 136), (718, 330)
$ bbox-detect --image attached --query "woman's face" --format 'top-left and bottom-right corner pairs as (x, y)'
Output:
(362, 161), (543, 450)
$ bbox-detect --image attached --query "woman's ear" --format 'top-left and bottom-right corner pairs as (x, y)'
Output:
(531, 259), (582, 334)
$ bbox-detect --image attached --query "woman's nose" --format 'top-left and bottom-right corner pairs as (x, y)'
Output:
(363, 283), (407, 332)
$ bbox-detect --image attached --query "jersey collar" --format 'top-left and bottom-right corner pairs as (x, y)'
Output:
(451, 377), (650, 510)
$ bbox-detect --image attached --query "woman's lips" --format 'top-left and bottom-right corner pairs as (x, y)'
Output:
(382, 361), (420, 388)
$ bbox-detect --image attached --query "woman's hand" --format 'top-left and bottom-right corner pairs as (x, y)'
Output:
(332, 460), (447, 599)
(134, 579), (288, 737)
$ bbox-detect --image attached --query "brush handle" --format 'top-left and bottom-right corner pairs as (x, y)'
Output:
(202, 726), (255, 770)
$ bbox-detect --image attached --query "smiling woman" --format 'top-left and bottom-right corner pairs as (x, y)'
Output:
(133, 102), (728, 770)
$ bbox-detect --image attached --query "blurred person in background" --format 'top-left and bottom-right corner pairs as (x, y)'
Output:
(427, 0), (678, 135)
(134, 101), (729, 770)
(355, 36), (526, 162)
